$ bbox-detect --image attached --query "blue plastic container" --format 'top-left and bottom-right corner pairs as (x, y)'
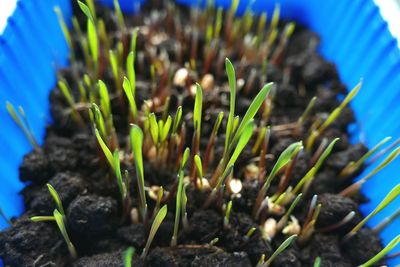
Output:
(1, 0), (399, 265)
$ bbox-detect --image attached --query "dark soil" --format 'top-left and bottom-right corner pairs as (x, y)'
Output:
(0, 0), (386, 266)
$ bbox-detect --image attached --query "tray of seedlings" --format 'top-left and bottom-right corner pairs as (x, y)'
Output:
(1, 0), (400, 266)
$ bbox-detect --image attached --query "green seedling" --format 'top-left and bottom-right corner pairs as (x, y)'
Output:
(109, 49), (122, 95)
(57, 80), (85, 127)
(340, 137), (392, 177)
(182, 184), (189, 231)
(340, 147), (400, 197)
(252, 126), (268, 155)
(245, 227), (256, 240)
(113, 150), (130, 215)
(358, 235), (400, 267)
(373, 208), (400, 233)
(130, 125), (147, 222)
(141, 205), (168, 258)
(306, 81), (362, 150)
(171, 148), (190, 246)
(6, 102), (39, 149)
(344, 184), (400, 241)
(31, 186), (77, 258)
(209, 237), (219, 246)
(313, 257), (321, 267)
(254, 141), (303, 216)
(194, 154), (204, 188)
(123, 247), (135, 267)
(95, 128), (115, 169)
(114, 0), (126, 33)
(297, 96), (317, 127)
(122, 77), (138, 122)
(224, 200), (233, 229)
(78, 1), (99, 76)
(149, 113), (159, 146)
(214, 7), (223, 39)
(259, 235), (297, 267)
(298, 195), (321, 243)
(172, 106), (183, 135)
(277, 193), (302, 230)
(54, 7), (75, 62)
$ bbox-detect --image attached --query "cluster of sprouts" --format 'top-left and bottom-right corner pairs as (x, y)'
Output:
(3, 0), (400, 266)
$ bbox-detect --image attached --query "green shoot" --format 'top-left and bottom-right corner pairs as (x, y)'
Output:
(215, 122), (254, 190)
(130, 125), (147, 222)
(277, 193), (302, 230)
(245, 227), (256, 240)
(54, 7), (74, 62)
(98, 80), (112, 122)
(172, 106), (183, 135)
(46, 183), (65, 216)
(340, 147), (400, 197)
(149, 113), (159, 146)
(95, 128), (115, 169)
(54, 209), (78, 259)
(123, 247), (135, 267)
(78, 0), (98, 75)
(113, 150), (128, 203)
(194, 155), (203, 180)
(193, 83), (203, 137)
(214, 7), (223, 39)
(306, 81), (362, 150)
(30, 216), (56, 222)
(114, 0), (126, 32)
(270, 4), (281, 31)
(109, 49), (121, 95)
(182, 185), (189, 231)
(297, 96), (317, 127)
(358, 235), (400, 267)
(172, 166), (186, 246)
(254, 141), (303, 216)
(340, 137), (392, 177)
(141, 205), (168, 258)
(344, 184), (400, 240)
(57, 80), (85, 127)
(127, 28), (138, 96)
(313, 257), (321, 267)
(224, 200), (233, 229)
(209, 237), (219, 246)
(6, 102), (38, 149)
(122, 77), (138, 122)
(224, 58), (236, 158)
(262, 235), (297, 267)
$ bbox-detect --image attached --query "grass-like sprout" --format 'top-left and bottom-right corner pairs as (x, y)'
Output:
(373, 208), (400, 233)
(297, 96), (317, 129)
(203, 111), (224, 172)
(31, 185), (77, 258)
(277, 193), (302, 230)
(54, 7), (74, 62)
(245, 227), (257, 240)
(313, 257), (321, 267)
(113, 0), (126, 33)
(194, 154), (204, 188)
(340, 136), (392, 177)
(6, 102), (38, 149)
(224, 200), (233, 229)
(141, 205), (168, 258)
(95, 128), (115, 169)
(130, 125), (147, 222)
(57, 79), (85, 127)
(182, 184), (189, 231)
(254, 141), (303, 217)
(78, 0), (98, 76)
(109, 49), (121, 97)
(113, 150), (130, 216)
(258, 234), (297, 267)
(171, 148), (190, 246)
(344, 184), (400, 241)
(306, 80), (362, 150)
(340, 147), (400, 197)
(123, 77), (138, 122)
(123, 247), (135, 267)
(358, 235), (400, 267)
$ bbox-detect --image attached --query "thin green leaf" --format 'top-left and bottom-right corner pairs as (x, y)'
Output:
(350, 184), (400, 235)
(172, 106), (182, 134)
(314, 138), (339, 172)
(126, 50), (136, 98)
(114, 0), (126, 31)
(160, 115), (172, 142)
(98, 80), (111, 119)
(172, 169), (185, 246)
(95, 129), (114, 169)
(361, 146), (400, 183)
(54, 209), (77, 258)
(58, 80), (75, 107)
(6, 102), (38, 148)
(224, 58), (236, 154)
(194, 155), (203, 178)
(123, 77), (138, 121)
(224, 200), (233, 227)
(54, 7), (73, 55)
(217, 122), (254, 189)
(313, 257), (321, 267)
(230, 83), (272, 148)
(123, 247), (135, 267)
(263, 234), (297, 267)
(46, 183), (65, 215)
(113, 150), (127, 199)
(130, 125), (147, 220)
(180, 147), (190, 171)
(92, 103), (107, 139)
(141, 205), (168, 258)
(77, 1), (95, 24)
(358, 235), (400, 267)
(30, 216), (55, 222)
(193, 83), (203, 132)
(149, 113), (159, 145)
